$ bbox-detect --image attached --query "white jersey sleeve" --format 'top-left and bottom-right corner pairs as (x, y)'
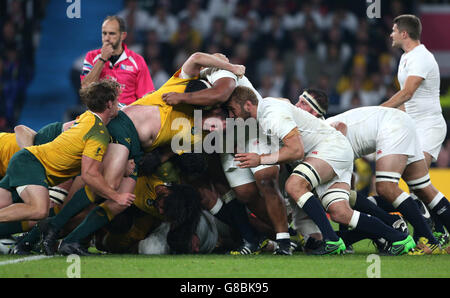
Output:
(398, 44), (441, 119)
(257, 98), (298, 140)
(200, 67), (263, 101)
(200, 67), (238, 85)
(407, 52), (433, 79)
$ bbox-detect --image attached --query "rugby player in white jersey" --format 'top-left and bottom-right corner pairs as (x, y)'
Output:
(382, 15), (449, 243)
(297, 89), (450, 254)
(382, 14), (446, 169)
(162, 61), (292, 255)
(225, 86), (416, 255)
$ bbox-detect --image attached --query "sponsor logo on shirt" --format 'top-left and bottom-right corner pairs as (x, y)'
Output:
(121, 64), (134, 72)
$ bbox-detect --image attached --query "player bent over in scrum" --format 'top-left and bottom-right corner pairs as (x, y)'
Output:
(163, 63), (291, 255)
(37, 53), (253, 255)
(296, 90), (449, 254)
(226, 86), (415, 255)
(0, 80), (135, 228)
(0, 122), (75, 243)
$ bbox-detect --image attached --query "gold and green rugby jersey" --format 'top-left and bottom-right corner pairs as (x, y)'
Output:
(133, 174), (166, 220)
(0, 133), (21, 177)
(131, 69), (202, 153)
(26, 111), (110, 186)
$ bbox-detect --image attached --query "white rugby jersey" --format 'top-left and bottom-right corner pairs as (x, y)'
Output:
(326, 106), (406, 158)
(200, 68), (263, 101)
(257, 97), (341, 155)
(397, 44), (441, 119)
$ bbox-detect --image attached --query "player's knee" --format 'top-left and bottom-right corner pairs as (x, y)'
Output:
(234, 184), (258, 205)
(285, 176), (309, 199)
(33, 206), (49, 220)
(255, 175), (278, 194)
(375, 182), (397, 199)
(328, 208), (348, 225)
(327, 203), (352, 225)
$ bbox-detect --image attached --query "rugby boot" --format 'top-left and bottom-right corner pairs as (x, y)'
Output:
(388, 235), (416, 255)
(58, 241), (91, 256)
(307, 238), (346, 255)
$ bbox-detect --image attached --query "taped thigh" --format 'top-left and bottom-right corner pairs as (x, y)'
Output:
(406, 174), (431, 190)
(290, 162), (321, 190)
(375, 171), (401, 183)
(320, 188), (350, 211)
(48, 186), (68, 205)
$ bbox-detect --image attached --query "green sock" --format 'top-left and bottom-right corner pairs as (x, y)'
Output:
(48, 207), (56, 217)
(51, 187), (92, 230)
(63, 206), (110, 244)
(0, 221), (24, 238)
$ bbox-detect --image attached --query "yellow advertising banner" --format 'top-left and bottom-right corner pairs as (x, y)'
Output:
(399, 169), (450, 198)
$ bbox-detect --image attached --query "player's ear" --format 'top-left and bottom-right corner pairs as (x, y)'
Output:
(243, 100), (251, 112)
(121, 31), (127, 42)
(106, 100), (114, 110)
(401, 30), (407, 39)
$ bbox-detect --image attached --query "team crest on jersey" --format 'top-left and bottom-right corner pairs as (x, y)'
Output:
(121, 64), (134, 72)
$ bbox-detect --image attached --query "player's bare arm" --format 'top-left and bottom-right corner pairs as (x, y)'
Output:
(81, 155), (135, 206)
(163, 77), (236, 106)
(235, 128), (304, 168)
(380, 75), (423, 108)
(162, 52), (244, 106)
(181, 52), (245, 78)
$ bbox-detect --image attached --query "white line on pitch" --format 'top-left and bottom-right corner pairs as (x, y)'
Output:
(0, 255), (54, 266)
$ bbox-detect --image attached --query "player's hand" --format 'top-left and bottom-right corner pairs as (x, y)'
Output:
(162, 92), (184, 105)
(101, 43), (114, 61)
(231, 64), (245, 78)
(234, 153), (260, 168)
(114, 192), (135, 207)
(212, 53), (229, 62)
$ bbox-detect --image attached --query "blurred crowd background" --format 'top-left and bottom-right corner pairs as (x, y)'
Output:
(1, 0), (450, 168)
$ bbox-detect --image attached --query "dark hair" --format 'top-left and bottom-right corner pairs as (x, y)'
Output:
(173, 153), (207, 176)
(79, 79), (120, 112)
(394, 14), (422, 40)
(138, 148), (162, 177)
(103, 15), (127, 33)
(185, 79), (210, 93)
(306, 88), (329, 114)
(164, 184), (203, 254)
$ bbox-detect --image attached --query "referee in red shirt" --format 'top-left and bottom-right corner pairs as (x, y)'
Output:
(81, 16), (154, 105)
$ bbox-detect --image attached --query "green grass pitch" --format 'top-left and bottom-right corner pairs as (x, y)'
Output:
(0, 238), (449, 278)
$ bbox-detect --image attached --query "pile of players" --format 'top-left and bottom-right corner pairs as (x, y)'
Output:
(0, 15), (449, 257)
